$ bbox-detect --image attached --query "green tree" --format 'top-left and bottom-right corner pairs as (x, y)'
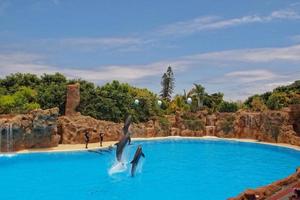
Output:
(266, 92), (288, 110)
(0, 87), (40, 114)
(160, 66), (175, 101)
(37, 73), (67, 114)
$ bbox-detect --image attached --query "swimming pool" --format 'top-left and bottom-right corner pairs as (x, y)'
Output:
(0, 139), (300, 200)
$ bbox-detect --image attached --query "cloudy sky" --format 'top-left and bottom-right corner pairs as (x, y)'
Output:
(0, 0), (300, 100)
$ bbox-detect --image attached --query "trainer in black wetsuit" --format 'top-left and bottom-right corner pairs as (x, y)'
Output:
(99, 132), (105, 147)
(84, 131), (90, 149)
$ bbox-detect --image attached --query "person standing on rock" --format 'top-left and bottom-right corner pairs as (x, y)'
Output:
(84, 131), (90, 149)
(99, 132), (105, 147)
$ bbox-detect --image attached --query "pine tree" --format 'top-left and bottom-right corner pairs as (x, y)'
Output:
(160, 66), (175, 101)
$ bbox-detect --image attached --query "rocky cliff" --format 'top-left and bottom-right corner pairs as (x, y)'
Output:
(57, 105), (300, 149)
(0, 108), (60, 152)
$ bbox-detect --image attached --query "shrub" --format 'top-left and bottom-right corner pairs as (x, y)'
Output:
(266, 92), (288, 110)
(220, 115), (235, 134)
(158, 116), (171, 135)
(181, 112), (205, 131)
(0, 87), (40, 114)
(251, 96), (267, 111)
(218, 101), (238, 112)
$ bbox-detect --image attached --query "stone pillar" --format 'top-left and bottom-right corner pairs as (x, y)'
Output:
(65, 83), (80, 116)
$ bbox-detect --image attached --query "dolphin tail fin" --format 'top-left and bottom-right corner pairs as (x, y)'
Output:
(114, 142), (119, 146)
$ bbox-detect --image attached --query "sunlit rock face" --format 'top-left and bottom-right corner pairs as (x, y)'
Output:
(0, 108), (60, 152)
(58, 114), (122, 144)
(57, 114), (169, 144)
(65, 83), (80, 116)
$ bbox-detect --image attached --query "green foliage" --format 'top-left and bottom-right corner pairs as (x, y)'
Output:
(158, 116), (171, 133)
(204, 92), (224, 112)
(0, 87), (40, 114)
(73, 80), (161, 123)
(220, 115), (235, 134)
(188, 83), (205, 109)
(181, 112), (205, 131)
(37, 73), (67, 114)
(218, 101), (238, 112)
(250, 96), (267, 111)
(0, 73), (40, 94)
(160, 66), (175, 101)
(266, 92), (288, 110)
(167, 95), (189, 113)
(245, 80), (300, 110)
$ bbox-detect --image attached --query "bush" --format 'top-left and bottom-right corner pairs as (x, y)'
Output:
(218, 101), (238, 112)
(251, 96), (267, 111)
(181, 112), (205, 131)
(220, 115), (235, 134)
(0, 87), (40, 114)
(158, 116), (171, 132)
(266, 92), (288, 110)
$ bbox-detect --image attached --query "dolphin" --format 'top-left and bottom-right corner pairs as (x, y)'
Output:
(123, 115), (132, 144)
(122, 115), (132, 135)
(115, 115), (133, 162)
(130, 145), (145, 177)
(115, 134), (131, 162)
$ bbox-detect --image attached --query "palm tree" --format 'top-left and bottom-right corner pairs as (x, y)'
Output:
(188, 83), (205, 109)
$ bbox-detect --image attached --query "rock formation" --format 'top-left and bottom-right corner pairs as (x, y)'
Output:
(229, 167), (300, 200)
(65, 83), (80, 116)
(0, 108), (60, 152)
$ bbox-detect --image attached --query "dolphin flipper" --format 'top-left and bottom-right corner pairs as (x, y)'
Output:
(141, 152), (145, 158)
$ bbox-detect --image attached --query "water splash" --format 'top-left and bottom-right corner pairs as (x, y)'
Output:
(108, 145), (131, 176)
(108, 161), (128, 175)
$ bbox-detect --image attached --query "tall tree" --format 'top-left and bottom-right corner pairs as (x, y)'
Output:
(160, 66), (175, 101)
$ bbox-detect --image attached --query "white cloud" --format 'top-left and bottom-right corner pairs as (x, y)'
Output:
(189, 44), (300, 63)
(60, 37), (143, 50)
(155, 9), (300, 37)
(224, 70), (281, 82)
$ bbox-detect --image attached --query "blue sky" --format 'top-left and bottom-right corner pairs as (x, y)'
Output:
(0, 0), (300, 100)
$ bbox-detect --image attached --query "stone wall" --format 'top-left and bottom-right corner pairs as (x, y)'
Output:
(0, 108), (60, 152)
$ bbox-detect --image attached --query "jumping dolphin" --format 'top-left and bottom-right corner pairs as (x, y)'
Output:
(130, 145), (145, 177)
(122, 115), (132, 135)
(115, 115), (133, 162)
(115, 134), (131, 162)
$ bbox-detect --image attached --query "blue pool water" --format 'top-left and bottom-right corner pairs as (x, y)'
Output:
(1, 139), (300, 200)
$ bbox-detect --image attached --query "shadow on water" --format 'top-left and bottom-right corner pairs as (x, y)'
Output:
(87, 146), (114, 155)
